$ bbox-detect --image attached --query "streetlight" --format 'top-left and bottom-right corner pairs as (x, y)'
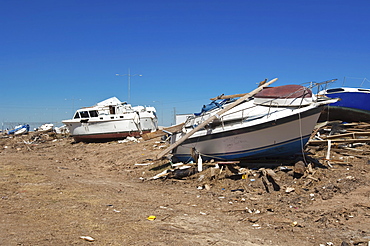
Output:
(116, 68), (142, 103)
(64, 98), (82, 115)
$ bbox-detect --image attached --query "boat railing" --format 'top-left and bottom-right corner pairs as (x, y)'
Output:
(214, 83), (326, 126)
(342, 77), (370, 87)
(301, 79), (337, 94)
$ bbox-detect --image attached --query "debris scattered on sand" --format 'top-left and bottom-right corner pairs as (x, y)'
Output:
(80, 236), (95, 242)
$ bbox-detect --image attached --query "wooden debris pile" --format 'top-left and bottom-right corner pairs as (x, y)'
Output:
(145, 121), (370, 200)
(306, 121), (370, 166)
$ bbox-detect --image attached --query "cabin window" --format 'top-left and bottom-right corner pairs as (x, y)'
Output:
(326, 88), (345, 93)
(89, 110), (98, 117)
(80, 111), (89, 118)
(74, 112), (80, 119)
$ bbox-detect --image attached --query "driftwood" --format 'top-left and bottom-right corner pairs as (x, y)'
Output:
(156, 78), (278, 159)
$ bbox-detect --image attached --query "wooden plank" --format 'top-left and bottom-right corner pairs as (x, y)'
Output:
(210, 79), (268, 100)
(343, 122), (370, 127)
(308, 138), (370, 145)
(215, 161), (240, 165)
(141, 123), (185, 140)
(343, 128), (369, 132)
(332, 147), (370, 154)
(156, 78), (278, 159)
(323, 132), (370, 139)
(210, 93), (251, 101)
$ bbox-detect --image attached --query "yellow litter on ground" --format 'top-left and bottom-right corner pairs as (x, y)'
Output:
(147, 215), (156, 221)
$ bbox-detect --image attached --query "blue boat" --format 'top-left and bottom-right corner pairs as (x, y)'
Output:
(7, 124), (30, 135)
(318, 87), (370, 122)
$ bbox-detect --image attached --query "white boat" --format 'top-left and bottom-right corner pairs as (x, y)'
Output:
(54, 125), (69, 134)
(35, 123), (54, 132)
(62, 97), (158, 142)
(170, 84), (337, 163)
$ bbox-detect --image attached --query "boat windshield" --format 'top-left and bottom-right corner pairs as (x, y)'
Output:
(80, 111), (89, 118)
(89, 110), (99, 117)
(73, 110), (99, 119)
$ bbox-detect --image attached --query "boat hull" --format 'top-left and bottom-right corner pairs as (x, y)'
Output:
(172, 106), (322, 162)
(8, 124), (30, 135)
(325, 91), (370, 111)
(319, 106), (370, 122)
(64, 118), (154, 142)
(318, 89), (370, 122)
(72, 129), (151, 142)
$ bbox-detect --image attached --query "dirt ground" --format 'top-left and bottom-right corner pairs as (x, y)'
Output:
(0, 131), (369, 246)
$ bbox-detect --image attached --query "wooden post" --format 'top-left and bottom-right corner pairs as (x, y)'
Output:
(156, 78), (278, 159)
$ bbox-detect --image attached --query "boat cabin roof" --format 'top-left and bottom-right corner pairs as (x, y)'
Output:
(255, 85), (312, 99)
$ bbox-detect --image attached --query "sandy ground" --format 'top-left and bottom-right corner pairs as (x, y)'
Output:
(0, 132), (369, 246)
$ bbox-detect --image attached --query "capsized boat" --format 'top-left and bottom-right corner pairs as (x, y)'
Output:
(169, 83), (337, 163)
(62, 97), (158, 142)
(318, 87), (370, 122)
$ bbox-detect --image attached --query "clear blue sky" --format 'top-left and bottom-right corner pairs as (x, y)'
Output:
(1, 0), (370, 127)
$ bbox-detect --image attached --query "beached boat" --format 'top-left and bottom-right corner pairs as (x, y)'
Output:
(8, 124), (30, 135)
(168, 83), (337, 163)
(35, 123), (54, 132)
(62, 97), (158, 142)
(318, 87), (370, 122)
(54, 125), (69, 134)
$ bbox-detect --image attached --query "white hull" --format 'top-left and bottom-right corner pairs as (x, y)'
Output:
(171, 92), (335, 162)
(62, 97), (158, 142)
(14, 128), (28, 135)
(64, 117), (154, 142)
(36, 124), (54, 132)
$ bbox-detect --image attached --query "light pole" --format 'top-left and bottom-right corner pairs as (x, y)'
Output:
(65, 98), (82, 115)
(116, 68), (142, 103)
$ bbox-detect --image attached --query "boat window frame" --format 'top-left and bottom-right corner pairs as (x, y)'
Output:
(89, 110), (99, 118)
(79, 111), (89, 118)
(326, 88), (345, 93)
